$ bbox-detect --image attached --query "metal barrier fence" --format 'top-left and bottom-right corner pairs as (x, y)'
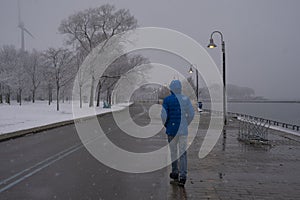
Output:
(227, 112), (300, 132)
(237, 116), (270, 144)
(203, 109), (300, 144)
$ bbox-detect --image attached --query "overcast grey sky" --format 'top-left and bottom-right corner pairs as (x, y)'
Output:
(0, 0), (299, 100)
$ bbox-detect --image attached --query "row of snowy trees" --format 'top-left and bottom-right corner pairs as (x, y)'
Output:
(0, 46), (77, 109)
(0, 4), (148, 110)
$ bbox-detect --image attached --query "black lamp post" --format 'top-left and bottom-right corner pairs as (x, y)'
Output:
(188, 64), (199, 102)
(207, 31), (227, 125)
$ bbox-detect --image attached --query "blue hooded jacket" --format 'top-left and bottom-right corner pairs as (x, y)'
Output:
(161, 80), (195, 136)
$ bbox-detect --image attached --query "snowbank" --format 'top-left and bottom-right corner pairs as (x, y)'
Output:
(0, 101), (132, 135)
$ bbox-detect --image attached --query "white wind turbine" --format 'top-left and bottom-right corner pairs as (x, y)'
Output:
(18, 0), (34, 51)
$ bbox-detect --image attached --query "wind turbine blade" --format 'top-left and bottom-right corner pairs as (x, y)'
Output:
(23, 27), (35, 39)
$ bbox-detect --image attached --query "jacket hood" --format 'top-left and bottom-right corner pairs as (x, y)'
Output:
(169, 80), (182, 94)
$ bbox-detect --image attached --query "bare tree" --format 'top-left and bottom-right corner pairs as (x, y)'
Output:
(41, 65), (55, 105)
(24, 50), (44, 103)
(97, 54), (149, 106)
(0, 45), (20, 104)
(0, 45), (18, 81)
(73, 47), (88, 108)
(43, 48), (75, 111)
(14, 52), (30, 105)
(59, 4), (137, 107)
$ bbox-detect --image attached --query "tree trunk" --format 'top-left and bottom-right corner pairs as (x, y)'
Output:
(6, 87), (10, 105)
(108, 90), (112, 105)
(17, 92), (20, 103)
(48, 91), (51, 105)
(56, 83), (60, 111)
(96, 80), (101, 107)
(79, 85), (82, 108)
(89, 75), (95, 107)
(32, 88), (36, 103)
(62, 90), (65, 103)
(0, 83), (2, 104)
(48, 84), (52, 105)
(50, 89), (52, 103)
(19, 88), (22, 106)
(106, 89), (110, 104)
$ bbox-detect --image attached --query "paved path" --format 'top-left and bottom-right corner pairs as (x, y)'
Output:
(180, 112), (300, 200)
(0, 103), (300, 199)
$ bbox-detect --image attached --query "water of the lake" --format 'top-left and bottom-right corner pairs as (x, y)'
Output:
(203, 102), (300, 126)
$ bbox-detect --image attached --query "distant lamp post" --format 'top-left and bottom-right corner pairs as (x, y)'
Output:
(188, 67), (193, 74)
(188, 64), (199, 102)
(207, 31), (227, 125)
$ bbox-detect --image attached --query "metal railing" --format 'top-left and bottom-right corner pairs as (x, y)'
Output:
(227, 112), (300, 132)
(202, 109), (300, 132)
(237, 116), (270, 144)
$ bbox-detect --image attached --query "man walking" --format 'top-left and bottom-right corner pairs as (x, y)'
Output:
(161, 80), (195, 186)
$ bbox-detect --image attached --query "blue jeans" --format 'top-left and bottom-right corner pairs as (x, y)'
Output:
(168, 135), (187, 179)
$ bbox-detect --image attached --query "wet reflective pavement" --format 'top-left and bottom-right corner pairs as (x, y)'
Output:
(0, 103), (299, 199)
(177, 111), (300, 200)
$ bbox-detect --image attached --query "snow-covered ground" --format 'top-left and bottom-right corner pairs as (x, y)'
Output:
(0, 101), (131, 135)
(268, 124), (300, 137)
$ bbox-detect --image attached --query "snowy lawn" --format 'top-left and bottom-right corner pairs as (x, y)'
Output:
(0, 101), (132, 135)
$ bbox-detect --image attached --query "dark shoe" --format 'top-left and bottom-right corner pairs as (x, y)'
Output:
(169, 172), (179, 181)
(178, 178), (186, 186)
